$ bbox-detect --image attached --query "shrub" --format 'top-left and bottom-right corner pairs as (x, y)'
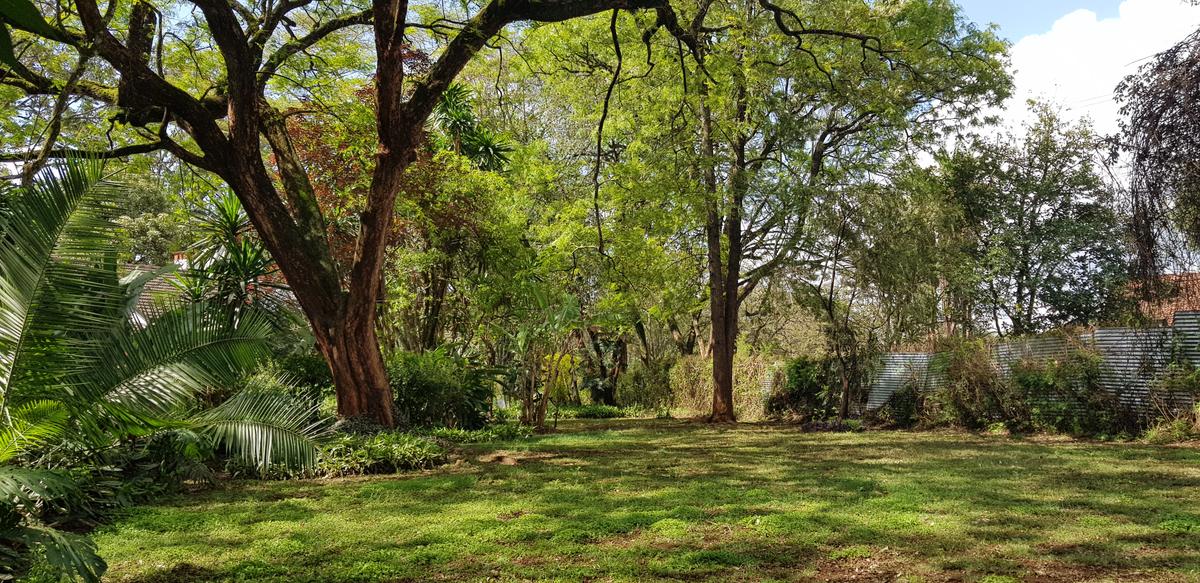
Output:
(767, 356), (835, 419)
(1010, 348), (1139, 436)
(875, 383), (921, 428)
(388, 349), (493, 429)
(315, 432), (447, 477)
(930, 338), (1017, 431)
(557, 404), (625, 419)
(667, 354), (775, 420)
(275, 350), (334, 392)
(1143, 403), (1200, 444)
(800, 419), (862, 432)
(426, 424), (532, 443)
(1153, 364), (1200, 413)
(616, 359), (674, 410)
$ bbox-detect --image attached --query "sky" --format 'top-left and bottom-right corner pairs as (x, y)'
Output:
(954, 0), (1200, 135)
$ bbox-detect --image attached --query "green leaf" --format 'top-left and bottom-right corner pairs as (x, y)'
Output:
(7, 524), (106, 582)
(0, 0), (64, 40)
(189, 384), (330, 471)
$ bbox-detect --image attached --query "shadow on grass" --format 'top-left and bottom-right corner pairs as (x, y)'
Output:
(100, 419), (1200, 582)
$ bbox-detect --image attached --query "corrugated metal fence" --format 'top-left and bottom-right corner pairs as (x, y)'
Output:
(866, 311), (1200, 413)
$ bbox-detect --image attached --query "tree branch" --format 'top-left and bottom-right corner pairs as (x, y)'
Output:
(0, 141), (166, 162)
(257, 8), (373, 86)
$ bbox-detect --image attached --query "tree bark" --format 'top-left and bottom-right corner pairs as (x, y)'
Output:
(316, 317), (396, 425)
(700, 81), (739, 423)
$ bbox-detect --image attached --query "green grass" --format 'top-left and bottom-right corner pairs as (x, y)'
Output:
(95, 419), (1200, 582)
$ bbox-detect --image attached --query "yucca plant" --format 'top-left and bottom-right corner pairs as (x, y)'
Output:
(175, 191), (295, 328)
(0, 159), (328, 582)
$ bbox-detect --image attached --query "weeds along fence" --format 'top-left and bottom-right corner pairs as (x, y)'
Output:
(866, 311), (1200, 415)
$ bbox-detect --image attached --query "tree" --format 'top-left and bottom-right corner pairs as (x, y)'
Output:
(1117, 27), (1200, 285)
(939, 106), (1128, 335)
(515, 0), (1008, 421)
(0, 0), (691, 427)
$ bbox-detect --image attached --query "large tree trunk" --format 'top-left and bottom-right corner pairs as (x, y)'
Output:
(316, 317), (396, 426)
(65, 0), (681, 432)
(709, 282), (737, 422)
(700, 87), (740, 423)
(585, 328), (620, 406)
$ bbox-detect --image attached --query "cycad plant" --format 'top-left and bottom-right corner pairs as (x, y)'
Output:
(0, 159), (328, 581)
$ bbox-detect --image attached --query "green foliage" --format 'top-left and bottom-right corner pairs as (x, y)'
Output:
(93, 420), (1200, 581)
(935, 106), (1130, 335)
(1142, 404), (1200, 444)
(556, 404), (625, 419)
(176, 192), (294, 327)
(0, 161), (328, 582)
(876, 384), (922, 429)
(928, 338), (1016, 430)
(1009, 348), (1136, 436)
(615, 359), (673, 410)
(1155, 364), (1200, 396)
(388, 349), (493, 429)
(314, 433), (447, 478)
(667, 355), (775, 420)
(922, 338), (1138, 436)
(425, 424), (532, 443)
(768, 357), (836, 419)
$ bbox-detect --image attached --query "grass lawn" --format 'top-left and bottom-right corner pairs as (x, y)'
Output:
(95, 419), (1200, 582)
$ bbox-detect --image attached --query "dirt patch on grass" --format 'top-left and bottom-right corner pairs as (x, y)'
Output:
(810, 547), (910, 582)
(1021, 559), (1159, 582)
(476, 451), (558, 465)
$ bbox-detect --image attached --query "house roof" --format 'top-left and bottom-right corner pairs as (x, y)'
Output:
(1137, 273), (1200, 325)
(121, 263), (182, 315)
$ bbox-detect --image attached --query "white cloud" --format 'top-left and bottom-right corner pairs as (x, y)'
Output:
(1001, 0), (1200, 135)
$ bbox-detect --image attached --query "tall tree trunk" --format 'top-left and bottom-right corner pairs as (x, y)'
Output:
(63, 0), (684, 430)
(420, 261), (450, 351)
(701, 90), (740, 423)
(315, 317), (396, 425)
(708, 280), (737, 422)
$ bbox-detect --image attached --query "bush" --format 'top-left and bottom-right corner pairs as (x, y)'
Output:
(388, 349), (494, 429)
(556, 404), (625, 419)
(315, 432), (447, 477)
(1009, 349), (1137, 436)
(930, 338), (1017, 431)
(616, 359), (673, 410)
(875, 383), (921, 428)
(1154, 364), (1200, 412)
(767, 357), (835, 419)
(275, 349), (333, 387)
(667, 354), (775, 420)
(426, 424), (532, 443)
(800, 419), (862, 433)
(1143, 403), (1200, 444)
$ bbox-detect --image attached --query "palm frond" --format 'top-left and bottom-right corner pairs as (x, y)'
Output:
(0, 400), (68, 463)
(0, 465), (77, 503)
(118, 263), (178, 323)
(4, 524), (106, 583)
(0, 158), (125, 402)
(87, 304), (273, 417)
(188, 385), (330, 470)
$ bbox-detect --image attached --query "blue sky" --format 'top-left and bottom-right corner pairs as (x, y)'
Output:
(957, 0), (1124, 40)
(951, 0), (1200, 134)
